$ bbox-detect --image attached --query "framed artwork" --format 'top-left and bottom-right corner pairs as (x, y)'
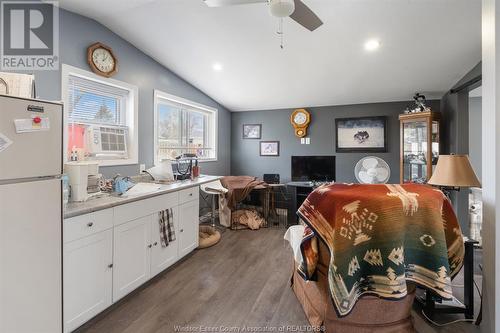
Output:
(335, 116), (387, 152)
(260, 141), (280, 156)
(242, 124), (262, 139)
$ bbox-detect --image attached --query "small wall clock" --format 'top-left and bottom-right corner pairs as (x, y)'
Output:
(290, 108), (311, 138)
(87, 42), (118, 77)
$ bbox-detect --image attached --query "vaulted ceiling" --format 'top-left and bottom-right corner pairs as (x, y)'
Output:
(57, 0), (481, 111)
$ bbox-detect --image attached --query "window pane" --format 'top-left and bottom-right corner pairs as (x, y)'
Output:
(66, 74), (132, 161)
(157, 104), (182, 160)
(155, 94), (216, 162)
(69, 89), (122, 125)
(188, 111), (205, 147)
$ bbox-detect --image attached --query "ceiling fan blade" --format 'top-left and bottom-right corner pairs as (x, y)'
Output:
(203, 0), (267, 7)
(290, 0), (323, 31)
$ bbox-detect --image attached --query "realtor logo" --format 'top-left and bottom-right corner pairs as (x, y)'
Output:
(1, 1), (59, 70)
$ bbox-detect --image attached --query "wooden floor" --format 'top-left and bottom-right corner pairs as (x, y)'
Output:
(79, 228), (482, 333)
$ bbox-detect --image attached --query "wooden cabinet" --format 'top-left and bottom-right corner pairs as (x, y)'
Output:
(113, 216), (152, 302)
(63, 230), (113, 333)
(399, 111), (441, 184)
(178, 200), (200, 258)
(150, 206), (179, 277)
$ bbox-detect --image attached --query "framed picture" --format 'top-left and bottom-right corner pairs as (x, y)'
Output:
(242, 124), (262, 139)
(260, 141), (280, 156)
(335, 116), (387, 152)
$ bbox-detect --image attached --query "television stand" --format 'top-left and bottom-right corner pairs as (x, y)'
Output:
(286, 182), (317, 225)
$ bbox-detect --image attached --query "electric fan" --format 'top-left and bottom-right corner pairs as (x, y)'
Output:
(354, 156), (391, 184)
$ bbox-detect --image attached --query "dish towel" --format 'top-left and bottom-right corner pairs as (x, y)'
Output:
(159, 208), (176, 247)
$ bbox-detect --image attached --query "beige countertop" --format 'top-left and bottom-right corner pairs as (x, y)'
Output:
(64, 175), (222, 219)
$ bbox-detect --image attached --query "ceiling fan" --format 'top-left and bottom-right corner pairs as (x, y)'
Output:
(203, 0), (323, 32)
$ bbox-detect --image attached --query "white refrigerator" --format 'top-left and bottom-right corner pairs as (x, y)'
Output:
(0, 95), (63, 332)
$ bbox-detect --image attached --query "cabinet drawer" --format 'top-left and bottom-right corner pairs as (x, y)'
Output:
(64, 209), (113, 243)
(178, 186), (199, 204)
(114, 193), (178, 226)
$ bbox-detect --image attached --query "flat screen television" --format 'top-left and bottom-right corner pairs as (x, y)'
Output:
(291, 156), (336, 182)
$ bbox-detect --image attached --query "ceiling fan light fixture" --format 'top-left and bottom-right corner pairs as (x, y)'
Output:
(269, 0), (295, 18)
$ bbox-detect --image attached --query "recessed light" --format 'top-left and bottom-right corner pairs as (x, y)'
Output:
(364, 39), (381, 51)
(212, 63), (223, 71)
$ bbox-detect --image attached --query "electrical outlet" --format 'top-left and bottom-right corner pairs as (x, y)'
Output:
(139, 164), (146, 173)
(306, 137), (311, 145)
(301, 138), (306, 144)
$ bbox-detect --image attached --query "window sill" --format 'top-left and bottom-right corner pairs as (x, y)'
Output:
(93, 158), (139, 167)
(198, 158), (218, 163)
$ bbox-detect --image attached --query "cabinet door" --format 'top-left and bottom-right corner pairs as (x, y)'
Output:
(151, 207), (179, 277)
(64, 230), (113, 333)
(113, 216), (151, 302)
(178, 199), (200, 258)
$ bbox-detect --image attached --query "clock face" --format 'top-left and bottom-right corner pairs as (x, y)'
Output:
(92, 48), (115, 73)
(293, 112), (307, 125)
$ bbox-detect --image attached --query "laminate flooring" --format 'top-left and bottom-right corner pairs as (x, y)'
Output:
(78, 228), (482, 333)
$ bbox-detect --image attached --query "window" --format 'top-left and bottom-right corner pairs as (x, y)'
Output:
(154, 90), (217, 163)
(62, 64), (138, 166)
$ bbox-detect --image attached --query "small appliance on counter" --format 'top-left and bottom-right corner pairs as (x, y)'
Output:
(64, 161), (100, 202)
(87, 172), (103, 194)
(172, 153), (199, 180)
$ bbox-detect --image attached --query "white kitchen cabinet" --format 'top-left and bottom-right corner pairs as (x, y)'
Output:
(178, 199), (199, 258)
(64, 184), (204, 331)
(113, 216), (152, 302)
(150, 206), (179, 277)
(63, 229), (113, 333)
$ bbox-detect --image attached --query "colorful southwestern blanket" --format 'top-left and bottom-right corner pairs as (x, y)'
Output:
(298, 183), (465, 317)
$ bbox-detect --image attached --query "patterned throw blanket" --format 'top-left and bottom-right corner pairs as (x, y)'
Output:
(298, 183), (465, 317)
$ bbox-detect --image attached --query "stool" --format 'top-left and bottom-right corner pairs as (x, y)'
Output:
(200, 180), (228, 231)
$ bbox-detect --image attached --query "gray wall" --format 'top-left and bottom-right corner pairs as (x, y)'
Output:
(16, 9), (231, 178)
(440, 62), (481, 233)
(231, 100), (440, 184)
(469, 96), (482, 181)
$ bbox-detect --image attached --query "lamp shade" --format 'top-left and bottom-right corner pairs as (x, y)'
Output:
(428, 155), (481, 188)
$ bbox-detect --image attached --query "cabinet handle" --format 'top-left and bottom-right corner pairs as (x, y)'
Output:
(189, 193), (193, 196)
(153, 242), (158, 246)
(108, 263), (113, 268)
(180, 229), (184, 233)
(87, 222), (94, 227)
(148, 244), (152, 248)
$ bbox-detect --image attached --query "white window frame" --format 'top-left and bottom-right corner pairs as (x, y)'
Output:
(61, 64), (139, 166)
(154, 89), (218, 165)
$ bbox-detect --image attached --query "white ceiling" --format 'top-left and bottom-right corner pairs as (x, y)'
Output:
(57, 0), (481, 111)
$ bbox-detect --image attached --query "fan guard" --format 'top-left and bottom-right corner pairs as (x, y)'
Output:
(354, 156), (391, 184)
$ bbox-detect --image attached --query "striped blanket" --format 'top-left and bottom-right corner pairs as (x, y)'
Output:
(298, 183), (464, 317)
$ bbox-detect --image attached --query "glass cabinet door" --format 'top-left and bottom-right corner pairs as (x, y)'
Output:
(431, 120), (440, 173)
(402, 121), (428, 183)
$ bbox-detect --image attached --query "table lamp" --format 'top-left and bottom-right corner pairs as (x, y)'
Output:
(426, 154), (481, 322)
(428, 154), (481, 190)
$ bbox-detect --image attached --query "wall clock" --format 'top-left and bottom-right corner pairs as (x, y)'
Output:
(87, 42), (118, 77)
(290, 108), (311, 138)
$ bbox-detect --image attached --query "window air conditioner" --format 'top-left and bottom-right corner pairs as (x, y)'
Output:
(85, 124), (128, 159)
